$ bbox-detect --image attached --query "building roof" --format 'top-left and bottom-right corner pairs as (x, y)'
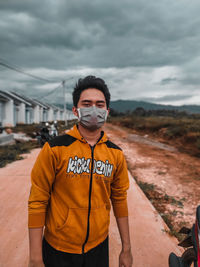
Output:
(0, 90), (32, 106)
(42, 102), (57, 110)
(11, 92), (39, 107)
(33, 99), (52, 109)
(0, 91), (12, 102)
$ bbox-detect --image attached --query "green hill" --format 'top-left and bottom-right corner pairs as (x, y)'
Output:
(110, 100), (200, 114)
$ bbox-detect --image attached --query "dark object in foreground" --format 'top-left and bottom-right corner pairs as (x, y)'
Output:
(169, 205), (200, 267)
(36, 122), (58, 147)
(36, 126), (52, 147)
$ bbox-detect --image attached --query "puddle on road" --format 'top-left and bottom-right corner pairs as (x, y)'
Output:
(128, 134), (177, 152)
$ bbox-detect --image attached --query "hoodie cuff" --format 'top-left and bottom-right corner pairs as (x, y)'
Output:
(112, 200), (128, 217)
(28, 212), (46, 228)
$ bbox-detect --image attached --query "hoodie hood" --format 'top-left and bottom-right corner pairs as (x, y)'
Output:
(66, 124), (108, 144)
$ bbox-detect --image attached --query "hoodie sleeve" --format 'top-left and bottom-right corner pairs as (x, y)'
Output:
(28, 142), (57, 228)
(110, 151), (129, 218)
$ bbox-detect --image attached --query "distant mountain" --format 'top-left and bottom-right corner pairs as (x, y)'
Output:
(110, 100), (200, 114)
(54, 100), (200, 114)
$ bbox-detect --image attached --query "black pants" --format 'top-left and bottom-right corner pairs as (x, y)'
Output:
(42, 237), (109, 267)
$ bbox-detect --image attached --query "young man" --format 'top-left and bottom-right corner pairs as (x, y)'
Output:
(28, 76), (133, 267)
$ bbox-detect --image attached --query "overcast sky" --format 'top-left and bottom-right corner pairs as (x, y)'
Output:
(0, 0), (200, 106)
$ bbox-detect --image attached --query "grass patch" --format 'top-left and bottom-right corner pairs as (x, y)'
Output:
(0, 141), (40, 168)
(164, 194), (184, 208)
(135, 180), (186, 240)
(109, 114), (200, 156)
(137, 181), (155, 192)
(13, 123), (40, 138)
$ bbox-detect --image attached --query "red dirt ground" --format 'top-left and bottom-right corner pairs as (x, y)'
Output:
(105, 123), (200, 235)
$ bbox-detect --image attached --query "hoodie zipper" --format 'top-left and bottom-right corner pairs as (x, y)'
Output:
(82, 145), (95, 254)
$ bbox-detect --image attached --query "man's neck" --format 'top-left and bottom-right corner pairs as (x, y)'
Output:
(77, 123), (102, 146)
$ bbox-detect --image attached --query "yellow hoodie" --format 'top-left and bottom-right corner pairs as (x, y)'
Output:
(28, 125), (129, 254)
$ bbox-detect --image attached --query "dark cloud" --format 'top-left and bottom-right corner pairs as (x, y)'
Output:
(0, 0), (200, 104)
(1, 0), (200, 68)
(161, 78), (177, 85)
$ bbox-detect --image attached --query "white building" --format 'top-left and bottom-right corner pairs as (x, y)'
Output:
(0, 91), (13, 127)
(11, 92), (41, 124)
(0, 90), (76, 127)
(31, 99), (49, 123)
(0, 90), (32, 127)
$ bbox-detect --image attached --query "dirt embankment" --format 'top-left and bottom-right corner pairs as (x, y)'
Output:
(105, 123), (200, 239)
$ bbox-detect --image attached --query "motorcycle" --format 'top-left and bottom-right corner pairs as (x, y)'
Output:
(169, 205), (200, 267)
(36, 122), (57, 147)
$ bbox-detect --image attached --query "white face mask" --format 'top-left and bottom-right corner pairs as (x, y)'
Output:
(77, 106), (108, 131)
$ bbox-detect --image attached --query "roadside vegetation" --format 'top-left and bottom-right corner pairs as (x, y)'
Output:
(0, 120), (77, 168)
(109, 108), (200, 240)
(0, 141), (40, 168)
(12, 120), (77, 137)
(136, 179), (186, 241)
(108, 108), (200, 157)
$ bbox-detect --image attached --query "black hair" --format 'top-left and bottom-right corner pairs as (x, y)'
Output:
(73, 75), (110, 108)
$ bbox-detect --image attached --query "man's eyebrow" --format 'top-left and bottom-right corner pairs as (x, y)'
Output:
(81, 100), (106, 103)
(81, 100), (92, 103)
(96, 100), (106, 103)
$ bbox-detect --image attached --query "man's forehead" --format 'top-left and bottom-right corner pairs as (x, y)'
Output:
(79, 88), (106, 101)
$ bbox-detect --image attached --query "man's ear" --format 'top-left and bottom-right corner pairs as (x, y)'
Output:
(107, 108), (110, 116)
(72, 106), (78, 117)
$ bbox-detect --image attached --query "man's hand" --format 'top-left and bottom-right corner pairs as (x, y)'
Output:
(28, 228), (44, 267)
(28, 259), (45, 267)
(115, 217), (133, 266)
(119, 248), (133, 267)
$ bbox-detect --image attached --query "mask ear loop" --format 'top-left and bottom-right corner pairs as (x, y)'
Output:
(105, 110), (108, 121)
(77, 108), (81, 121)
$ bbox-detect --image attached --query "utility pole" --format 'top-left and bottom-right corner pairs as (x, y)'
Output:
(62, 80), (68, 126)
